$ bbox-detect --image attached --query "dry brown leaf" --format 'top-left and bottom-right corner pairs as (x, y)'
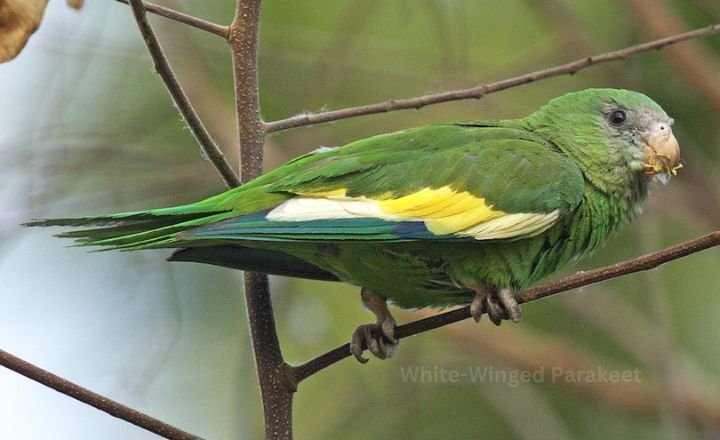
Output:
(66, 0), (84, 10)
(0, 0), (49, 62)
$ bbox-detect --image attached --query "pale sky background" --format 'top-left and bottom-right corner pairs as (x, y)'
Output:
(0, 2), (253, 439)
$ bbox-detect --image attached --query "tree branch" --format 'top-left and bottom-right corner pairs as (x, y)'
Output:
(127, 0), (241, 188)
(115, 0), (228, 38)
(0, 349), (202, 440)
(265, 23), (720, 133)
(627, 0), (720, 113)
(230, 1), (266, 181)
(228, 1), (294, 439)
(289, 230), (720, 384)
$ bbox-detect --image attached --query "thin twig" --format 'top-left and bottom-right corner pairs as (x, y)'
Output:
(627, 0), (720, 113)
(228, 1), (295, 439)
(127, 0), (241, 188)
(265, 23), (720, 133)
(289, 231), (720, 384)
(115, 0), (228, 38)
(0, 349), (203, 440)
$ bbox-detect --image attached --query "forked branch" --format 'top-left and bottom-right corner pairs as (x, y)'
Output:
(127, 0), (240, 188)
(115, 0), (228, 37)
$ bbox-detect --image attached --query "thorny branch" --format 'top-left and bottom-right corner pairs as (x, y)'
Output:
(127, 0), (240, 188)
(265, 23), (720, 133)
(288, 231), (720, 384)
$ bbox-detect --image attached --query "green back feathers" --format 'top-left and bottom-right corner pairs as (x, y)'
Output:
(261, 123), (583, 215)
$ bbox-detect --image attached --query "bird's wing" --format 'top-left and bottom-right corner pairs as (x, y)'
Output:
(183, 123), (585, 243)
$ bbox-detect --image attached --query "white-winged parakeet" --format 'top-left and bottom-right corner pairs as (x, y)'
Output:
(28, 88), (682, 362)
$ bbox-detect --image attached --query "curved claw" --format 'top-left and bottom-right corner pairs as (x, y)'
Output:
(497, 288), (522, 323)
(350, 288), (399, 363)
(486, 298), (507, 326)
(470, 288), (487, 322)
(349, 323), (398, 363)
(368, 335), (393, 360)
(350, 324), (371, 363)
(470, 285), (522, 326)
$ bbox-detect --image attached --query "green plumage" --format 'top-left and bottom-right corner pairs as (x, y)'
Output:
(27, 89), (676, 310)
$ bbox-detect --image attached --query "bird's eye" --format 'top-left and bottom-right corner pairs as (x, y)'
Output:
(609, 109), (627, 125)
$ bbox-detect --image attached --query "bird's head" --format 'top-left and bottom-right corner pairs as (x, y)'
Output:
(526, 88), (682, 188)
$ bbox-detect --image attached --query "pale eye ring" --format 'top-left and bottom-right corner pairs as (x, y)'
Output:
(609, 109), (627, 125)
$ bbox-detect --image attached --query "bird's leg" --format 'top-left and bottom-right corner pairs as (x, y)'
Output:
(350, 288), (398, 363)
(470, 285), (522, 326)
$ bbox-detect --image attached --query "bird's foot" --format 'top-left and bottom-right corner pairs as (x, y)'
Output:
(350, 320), (397, 363)
(349, 289), (398, 363)
(470, 286), (522, 326)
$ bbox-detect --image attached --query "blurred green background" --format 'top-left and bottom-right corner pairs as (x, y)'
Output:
(1, 0), (719, 439)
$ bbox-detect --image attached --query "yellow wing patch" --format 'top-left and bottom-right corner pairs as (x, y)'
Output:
(377, 187), (505, 235)
(270, 185), (559, 240)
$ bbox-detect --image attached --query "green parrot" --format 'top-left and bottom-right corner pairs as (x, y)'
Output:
(27, 88), (681, 362)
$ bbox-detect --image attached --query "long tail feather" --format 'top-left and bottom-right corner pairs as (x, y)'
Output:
(24, 208), (231, 250)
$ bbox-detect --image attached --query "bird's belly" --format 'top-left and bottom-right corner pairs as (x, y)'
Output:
(274, 239), (568, 310)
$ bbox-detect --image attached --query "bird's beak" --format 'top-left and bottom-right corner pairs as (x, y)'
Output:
(642, 124), (682, 177)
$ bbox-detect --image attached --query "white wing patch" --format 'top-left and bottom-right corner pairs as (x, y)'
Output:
(266, 197), (412, 222)
(266, 196), (560, 240)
